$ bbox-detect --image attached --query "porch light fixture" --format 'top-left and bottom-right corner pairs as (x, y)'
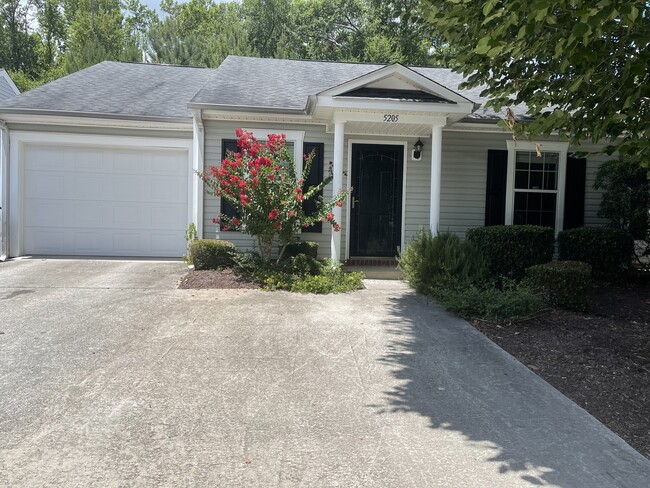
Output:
(412, 138), (424, 161)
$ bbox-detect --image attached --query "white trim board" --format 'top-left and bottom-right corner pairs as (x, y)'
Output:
(8, 131), (193, 257)
(345, 139), (408, 260)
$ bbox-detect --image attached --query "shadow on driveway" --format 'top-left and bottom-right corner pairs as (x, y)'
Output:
(375, 290), (650, 487)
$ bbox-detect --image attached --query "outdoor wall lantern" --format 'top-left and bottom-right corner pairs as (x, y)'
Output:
(412, 138), (424, 161)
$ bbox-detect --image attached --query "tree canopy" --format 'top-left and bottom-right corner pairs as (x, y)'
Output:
(423, 0), (650, 165)
(0, 0), (450, 91)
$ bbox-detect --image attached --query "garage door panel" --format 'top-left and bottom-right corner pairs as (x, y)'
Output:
(113, 232), (142, 253)
(150, 232), (186, 254)
(151, 176), (187, 203)
(74, 231), (105, 252)
(23, 143), (189, 257)
(71, 147), (107, 173)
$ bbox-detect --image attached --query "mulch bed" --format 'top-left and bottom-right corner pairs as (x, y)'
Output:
(178, 269), (259, 290)
(471, 283), (650, 459)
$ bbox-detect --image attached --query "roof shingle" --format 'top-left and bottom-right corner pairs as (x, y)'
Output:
(0, 61), (216, 120)
(0, 56), (529, 121)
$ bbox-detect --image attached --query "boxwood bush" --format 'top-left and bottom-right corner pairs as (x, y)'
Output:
(525, 261), (592, 311)
(281, 241), (319, 260)
(189, 239), (236, 270)
(466, 225), (555, 279)
(557, 227), (634, 279)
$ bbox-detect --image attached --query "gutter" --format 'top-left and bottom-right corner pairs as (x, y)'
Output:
(0, 107), (194, 126)
(187, 102), (310, 116)
(0, 120), (8, 261)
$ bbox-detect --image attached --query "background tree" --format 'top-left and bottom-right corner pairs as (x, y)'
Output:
(243, 0), (295, 58)
(149, 0), (252, 66)
(594, 157), (650, 268)
(422, 0), (650, 166)
(1, 0), (454, 91)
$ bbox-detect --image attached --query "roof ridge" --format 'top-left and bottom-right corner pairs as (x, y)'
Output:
(225, 55), (453, 71)
(103, 60), (216, 70)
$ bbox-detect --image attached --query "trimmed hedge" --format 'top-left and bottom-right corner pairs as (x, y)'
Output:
(466, 225), (555, 279)
(525, 261), (592, 311)
(281, 241), (319, 260)
(189, 239), (236, 270)
(557, 227), (634, 279)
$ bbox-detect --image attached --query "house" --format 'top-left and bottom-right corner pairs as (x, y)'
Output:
(0, 56), (608, 261)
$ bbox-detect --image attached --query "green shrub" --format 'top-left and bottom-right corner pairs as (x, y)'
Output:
(261, 258), (364, 294)
(398, 230), (488, 293)
(557, 227), (634, 279)
(466, 225), (555, 279)
(189, 239), (236, 270)
(280, 241), (319, 261)
(183, 223), (198, 264)
(282, 253), (322, 276)
(431, 280), (543, 322)
(525, 261), (592, 311)
(231, 250), (266, 273)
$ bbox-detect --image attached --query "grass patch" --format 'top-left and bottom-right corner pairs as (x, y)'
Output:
(429, 280), (543, 322)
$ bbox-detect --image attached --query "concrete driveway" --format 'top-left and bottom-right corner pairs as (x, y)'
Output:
(1, 259), (649, 487)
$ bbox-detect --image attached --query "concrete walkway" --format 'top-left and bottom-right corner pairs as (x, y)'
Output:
(1, 259), (649, 487)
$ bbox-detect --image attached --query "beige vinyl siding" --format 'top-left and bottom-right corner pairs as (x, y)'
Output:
(203, 121), (613, 258)
(439, 131), (612, 236)
(439, 131), (507, 238)
(578, 142), (611, 227)
(202, 120), (334, 258)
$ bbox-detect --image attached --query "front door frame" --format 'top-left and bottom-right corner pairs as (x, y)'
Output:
(345, 139), (408, 260)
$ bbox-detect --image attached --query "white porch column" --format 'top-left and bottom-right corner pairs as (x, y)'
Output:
(192, 110), (205, 238)
(331, 120), (345, 261)
(429, 124), (443, 235)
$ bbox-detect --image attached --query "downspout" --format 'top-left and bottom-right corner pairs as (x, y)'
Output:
(0, 120), (9, 261)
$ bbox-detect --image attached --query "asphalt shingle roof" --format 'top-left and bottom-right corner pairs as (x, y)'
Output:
(189, 56), (528, 119)
(0, 61), (217, 120)
(0, 56), (528, 121)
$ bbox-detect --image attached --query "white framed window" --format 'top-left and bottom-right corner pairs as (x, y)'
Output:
(505, 140), (568, 234)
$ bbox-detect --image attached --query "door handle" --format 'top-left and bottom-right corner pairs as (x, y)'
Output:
(352, 198), (359, 209)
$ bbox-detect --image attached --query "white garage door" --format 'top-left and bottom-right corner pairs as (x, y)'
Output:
(23, 143), (189, 257)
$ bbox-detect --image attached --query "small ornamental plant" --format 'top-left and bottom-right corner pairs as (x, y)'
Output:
(200, 129), (350, 262)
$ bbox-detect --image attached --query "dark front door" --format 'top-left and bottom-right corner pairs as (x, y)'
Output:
(350, 144), (404, 257)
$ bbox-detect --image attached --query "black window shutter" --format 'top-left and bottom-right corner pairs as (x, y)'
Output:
(563, 155), (587, 230)
(302, 142), (324, 233)
(485, 149), (508, 226)
(220, 140), (239, 228)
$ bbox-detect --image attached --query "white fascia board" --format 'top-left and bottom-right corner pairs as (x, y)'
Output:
(330, 111), (448, 127)
(318, 95), (474, 115)
(201, 109), (320, 124)
(0, 69), (20, 95)
(0, 113), (193, 131)
(318, 63), (475, 106)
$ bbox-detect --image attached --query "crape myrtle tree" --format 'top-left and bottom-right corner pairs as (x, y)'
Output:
(422, 0), (650, 166)
(200, 130), (351, 262)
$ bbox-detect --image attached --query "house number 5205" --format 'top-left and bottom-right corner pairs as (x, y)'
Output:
(383, 114), (399, 122)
